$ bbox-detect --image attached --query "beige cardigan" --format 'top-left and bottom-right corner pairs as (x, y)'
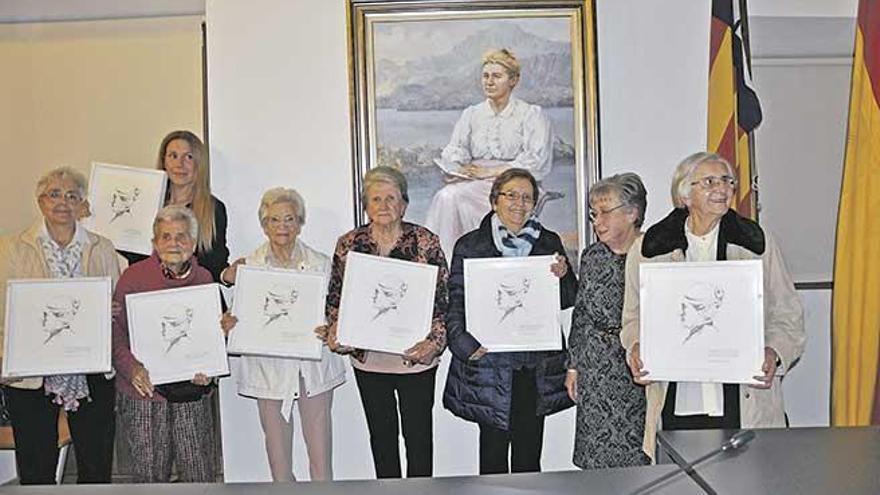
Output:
(620, 230), (806, 460)
(0, 221), (122, 389)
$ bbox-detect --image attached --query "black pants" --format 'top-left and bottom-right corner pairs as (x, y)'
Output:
(479, 368), (545, 475)
(6, 374), (116, 485)
(354, 367), (436, 478)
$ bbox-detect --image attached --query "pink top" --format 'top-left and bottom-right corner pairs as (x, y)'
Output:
(112, 254), (215, 401)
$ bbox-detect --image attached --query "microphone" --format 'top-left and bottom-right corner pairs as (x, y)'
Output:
(628, 429), (756, 495)
(722, 429), (756, 451)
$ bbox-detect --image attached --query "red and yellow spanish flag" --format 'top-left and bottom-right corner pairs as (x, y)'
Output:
(832, 0), (880, 427)
(707, 0), (762, 219)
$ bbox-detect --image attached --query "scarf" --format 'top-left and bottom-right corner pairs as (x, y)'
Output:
(37, 232), (91, 412)
(491, 213), (542, 257)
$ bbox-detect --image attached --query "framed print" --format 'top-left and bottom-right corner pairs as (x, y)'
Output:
(347, 0), (598, 261)
(336, 252), (438, 354)
(639, 261), (765, 384)
(84, 162), (167, 255)
(125, 284), (229, 385)
(464, 255), (561, 352)
(227, 265), (326, 360)
(3, 277), (111, 378)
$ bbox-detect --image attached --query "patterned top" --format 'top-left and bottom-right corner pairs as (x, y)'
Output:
(325, 222), (449, 373)
(38, 223), (88, 279)
(567, 241), (648, 469)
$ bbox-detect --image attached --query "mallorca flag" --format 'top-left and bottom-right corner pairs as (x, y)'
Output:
(707, 0), (762, 219)
(831, 0), (880, 427)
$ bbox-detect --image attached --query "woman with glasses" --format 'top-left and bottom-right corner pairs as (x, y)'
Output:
(621, 152), (805, 460)
(219, 187), (345, 481)
(443, 168), (576, 475)
(0, 167), (121, 484)
(564, 173), (650, 469)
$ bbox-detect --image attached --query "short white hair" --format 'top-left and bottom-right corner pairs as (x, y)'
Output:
(258, 187), (306, 226)
(35, 166), (87, 199)
(153, 205), (199, 240)
(670, 152), (735, 207)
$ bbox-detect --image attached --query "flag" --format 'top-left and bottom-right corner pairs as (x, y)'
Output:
(832, 0), (880, 427)
(707, 0), (762, 219)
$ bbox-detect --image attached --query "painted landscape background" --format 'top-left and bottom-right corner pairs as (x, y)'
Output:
(371, 17), (582, 259)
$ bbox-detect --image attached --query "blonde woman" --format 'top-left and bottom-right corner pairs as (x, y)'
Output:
(120, 131), (229, 282)
(425, 48), (553, 257)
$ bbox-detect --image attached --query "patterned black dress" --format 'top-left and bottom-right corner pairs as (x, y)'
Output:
(567, 242), (649, 469)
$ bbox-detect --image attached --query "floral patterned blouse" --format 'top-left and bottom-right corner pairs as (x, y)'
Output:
(325, 222), (449, 370)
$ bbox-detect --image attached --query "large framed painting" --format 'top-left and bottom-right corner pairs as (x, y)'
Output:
(347, 0), (599, 261)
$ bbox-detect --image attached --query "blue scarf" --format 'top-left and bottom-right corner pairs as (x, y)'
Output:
(491, 213), (542, 257)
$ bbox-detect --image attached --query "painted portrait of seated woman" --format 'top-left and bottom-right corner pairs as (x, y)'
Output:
(425, 48), (553, 257)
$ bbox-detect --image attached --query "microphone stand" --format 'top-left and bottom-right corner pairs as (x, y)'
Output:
(628, 430), (756, 495)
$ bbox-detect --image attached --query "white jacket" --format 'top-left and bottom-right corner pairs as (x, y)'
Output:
(234, 240), (345, 419)
(621, 210), (806, 460)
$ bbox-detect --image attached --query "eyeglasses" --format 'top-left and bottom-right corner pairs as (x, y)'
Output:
(42, 190), (82, 203)
(266, 215), (298, 228)
(588, 203), (627, 222)
(690, 175), (736, 189)
(497, 191), (535, 204)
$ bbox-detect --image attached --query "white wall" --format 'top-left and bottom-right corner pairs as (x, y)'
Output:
(0, 16), (203, 236)
(208, 0), (712, 481)
(750, 0), (857, 18)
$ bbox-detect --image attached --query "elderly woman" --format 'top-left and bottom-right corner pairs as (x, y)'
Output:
(112, 205), (224, 482)
(119, 130), (229, 282)
(425, 48), (553, 257)
(443, 168), (576, 475)
(0, 167), (120, 484)
(564, 173), (650, 469)
(622, 152), (806, 460)
(220, 187), (345, 481)
(320, 166), (448, 479)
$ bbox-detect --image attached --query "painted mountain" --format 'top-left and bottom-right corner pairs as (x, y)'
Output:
(375, 23), (573, 111)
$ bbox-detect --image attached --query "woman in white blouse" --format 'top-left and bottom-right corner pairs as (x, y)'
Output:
(221, 187), (345, 481)
(425, 48), (553, 257)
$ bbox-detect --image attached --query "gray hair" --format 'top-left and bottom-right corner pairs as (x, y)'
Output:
(35, 166), (87, 199)
(362, 166), (409, 204)
(258, 187), (306, 227)
(671, 152), (735, 207)
(589, 172), (648, 228)
(153, 205), (199, 240)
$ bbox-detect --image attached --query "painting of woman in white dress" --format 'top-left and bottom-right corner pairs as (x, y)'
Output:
(353, 8), (599, 263)
(425, 49), (553, 256)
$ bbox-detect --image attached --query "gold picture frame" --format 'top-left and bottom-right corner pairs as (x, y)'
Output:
(347, 0), (599, 260)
